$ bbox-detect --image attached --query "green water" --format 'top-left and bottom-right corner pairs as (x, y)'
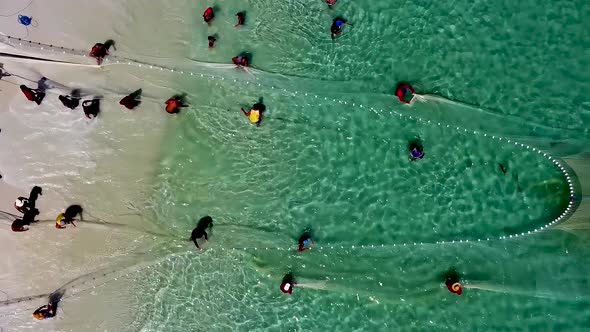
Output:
(101, 0), (590, 330)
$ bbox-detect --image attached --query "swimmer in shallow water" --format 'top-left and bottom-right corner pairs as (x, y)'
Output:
(443, 268), (463, 296)
(331, 17), (351, 40)
(190, 216), (213, 250)
(203, 7), (215, 25)
(280, 273), (297, 294)
(241, 101), (266, 126)
(395, 83), (415, 104)
(235, 12), (245, 27)
(12, 209), (38, 232)
(409, 139), (424, 161)
(232, 54), (249, 68)
(298, 230), (314, 252)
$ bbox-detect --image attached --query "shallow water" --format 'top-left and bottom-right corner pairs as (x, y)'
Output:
(1, 0), (589, 331)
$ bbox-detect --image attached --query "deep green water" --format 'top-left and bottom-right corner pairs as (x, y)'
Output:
(118, 0), (590, 331)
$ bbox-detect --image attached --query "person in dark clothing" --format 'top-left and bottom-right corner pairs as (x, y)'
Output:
(64, 204), (83, 223)
(235, 12), (245, 27)
(298, 230), (314, 252)
(409, 139), (424, 161)
(190, 216), (213, 250)
(33, 290), (63, 320)
(11, 217), (30, 232)
(232, 54), (249, 68)
(119, 89), (142, 110)
(11, 209), (38, 232)
(27, 186), (42, 211)
(208, 35), (217, 48)
(59, 89), (81, 110)
(82, 98), (100, 119)
(20, 84), (45, 105)
(330, 17), (351, 40)
(240, 101), (266, 126)
(280, 273), (296, 294)
(203, 7), (214, 24)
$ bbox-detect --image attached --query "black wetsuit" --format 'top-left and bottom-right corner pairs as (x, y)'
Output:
(59, 95), (81, 110)
(64, 204), (83, 223)
(190, 216), (213, 249)
(82, 99), (100, 119)
(252, 102), (266, 112)
(26, 186), (42, 212)
(190, 227), (208, 249)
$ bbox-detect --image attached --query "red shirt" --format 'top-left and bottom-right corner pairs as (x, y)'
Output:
(446, 281), (463, 295)
(280, 281), (294, 294)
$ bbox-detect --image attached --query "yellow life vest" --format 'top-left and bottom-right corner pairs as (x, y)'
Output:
(56, 213), (65, 226)
(248, 109), (260, 123)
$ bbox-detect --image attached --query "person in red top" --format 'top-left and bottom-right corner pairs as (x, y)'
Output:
(280, 273), (296, 295)
(165, 95), (188, 114)
(11, 209), (38, 232)
(119, 89), (142, 110)
(203, 7), (214, 25)
(235, 12), (245, 27)
(325, 0), (338, 8)
(89, 40), (115, 65)
(443, 268), (463, 296)
(20, 84), (45, 105)
(208, 35), (217, 48)
(395, 83), (415, 104)
(232, 54), (249, 68)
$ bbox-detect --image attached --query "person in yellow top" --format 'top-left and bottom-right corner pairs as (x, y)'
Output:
(55, 204), (83, 229)
(240, 101), (266, 126)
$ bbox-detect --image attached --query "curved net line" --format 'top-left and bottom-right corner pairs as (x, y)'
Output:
(0, 35), (578, 245)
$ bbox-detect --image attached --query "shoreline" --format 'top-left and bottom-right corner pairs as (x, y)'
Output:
(0, 50), (172, 330)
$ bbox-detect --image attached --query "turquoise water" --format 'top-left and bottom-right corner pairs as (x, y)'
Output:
(2, 0), (589, 330)
(118, 0), (588, 330)
(128, 0), (587, 331)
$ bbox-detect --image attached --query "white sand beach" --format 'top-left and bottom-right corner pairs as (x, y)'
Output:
(0, 1), (183, 330)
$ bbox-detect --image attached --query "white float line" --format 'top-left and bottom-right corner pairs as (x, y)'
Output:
(4, 36), (576, 245)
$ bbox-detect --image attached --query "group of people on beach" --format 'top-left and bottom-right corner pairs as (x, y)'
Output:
(11, 185), (83, 232)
